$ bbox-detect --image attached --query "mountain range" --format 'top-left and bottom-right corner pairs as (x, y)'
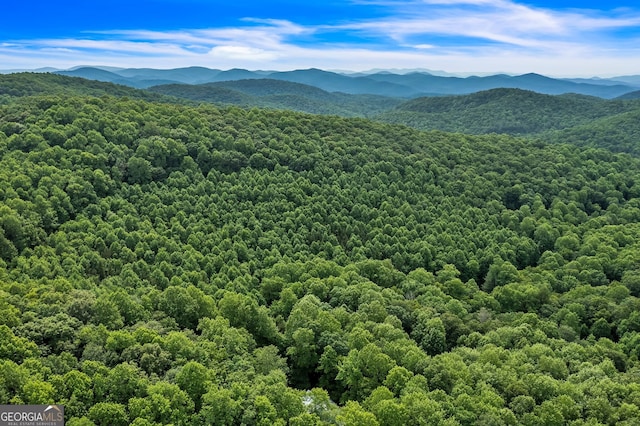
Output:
(47, 66), (640, 99)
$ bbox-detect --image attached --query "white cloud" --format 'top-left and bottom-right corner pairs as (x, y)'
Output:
(412, 44), (435, 49)
(340, 0), (634, 48)
(208, 45), (280, 61)
(30, 38), (190, 56)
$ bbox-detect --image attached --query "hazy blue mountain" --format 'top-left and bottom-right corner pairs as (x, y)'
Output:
(54, 68), (162, 88)
(352, 68), (465, 77)
(55, 67), (131, 84)
(208, 78), (341, 99)
(113, 66), (222, 83)
(267, 68), (419, 97)
(561, 77), (637, 87)
(210, 68), (271, 82)
(55, 66), (227, 88)
(611, 75), (640, 86)
(0, 67), (61, 74)
(514, 73), (634, 97)
(367, 72), (634, 98)
(47, 66), (639, 98)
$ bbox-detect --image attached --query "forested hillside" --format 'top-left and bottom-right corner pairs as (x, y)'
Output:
(148, 79), (403, 117)
(617, 90), (640, 100)
(2, 77), (640, 425)
(378, 88), (640, 135)
(542, 109), (640, 156)
(147, 79), (640, 151)
(0, 73), (176, 103)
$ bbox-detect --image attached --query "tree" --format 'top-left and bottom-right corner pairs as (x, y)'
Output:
(286, 328), (318, 373)
(289, 413), (323, 426)
(100, 363), (147, 404)
(483, 260), (519, 292)
(128, 382), (194, 426)
(218, 291), (278, 344)
(56, 370), (94, 419)
(0, 325), (38, 362)
(199, 387), (240, 426)
(253, 345), (289, 376)
(335, 401), (379, 426)
(158, 285), (216, 329)
(371, 399), (408, 426)
(412, 314), (447, 355)
(21, 379), (55, 404)
(88, 402), (129, 426)
(127, 157), (152, 184)
(337, 344), (395, 401)
(175, 361), (209, 410)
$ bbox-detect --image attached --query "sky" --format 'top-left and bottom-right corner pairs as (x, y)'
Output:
(2, 0), (640, 76)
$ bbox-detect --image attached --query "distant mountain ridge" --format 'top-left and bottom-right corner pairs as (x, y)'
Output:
(366, 72), (636, 98)
(49, 66), (640, 99)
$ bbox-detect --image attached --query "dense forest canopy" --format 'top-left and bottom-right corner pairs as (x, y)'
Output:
(147, 78), (640, 150)
(1, 74), (640, 425)
(378, 88), (640, 137)
(148, 79), (403, 117)
(541, 109), (640, 156)
(0, 73), (176, 103)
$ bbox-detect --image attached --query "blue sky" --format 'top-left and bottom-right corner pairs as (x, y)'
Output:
(2, 0), (640, 76)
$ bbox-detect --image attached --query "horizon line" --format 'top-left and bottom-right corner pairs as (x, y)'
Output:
(1, 65), (637, 80)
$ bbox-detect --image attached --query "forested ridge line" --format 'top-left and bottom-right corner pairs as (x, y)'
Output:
(1, 91), (640, 425)
(540, 108), (640, 156)
(4, 72), (640, 154)
(0, 73), (184, 104)
(147, 77), (640, 156)
(148, 79), (403, 118)
(377, 88), (640, 138)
